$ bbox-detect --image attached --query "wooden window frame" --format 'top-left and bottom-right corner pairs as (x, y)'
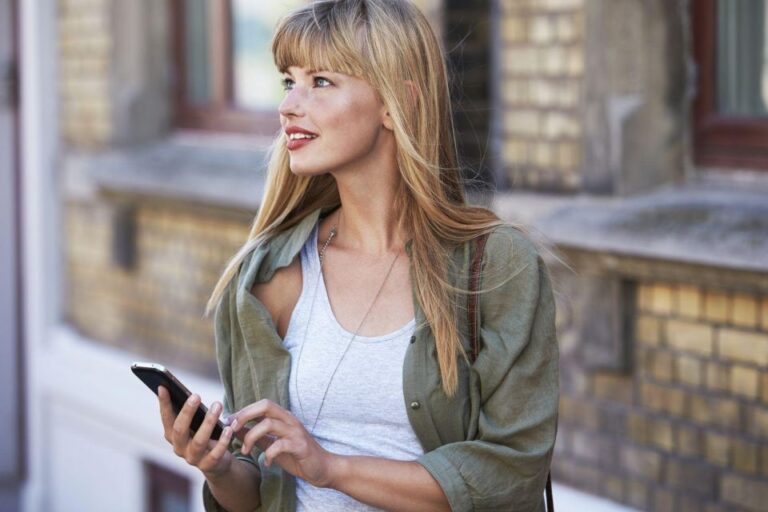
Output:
(170, 0), (281, 134)
(692, 0), (768, 171)
(145, 461), (190, 512)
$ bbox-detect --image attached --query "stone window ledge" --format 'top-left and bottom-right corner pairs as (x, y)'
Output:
(493, 184), (768, 292)
(63, 131), (272, 211)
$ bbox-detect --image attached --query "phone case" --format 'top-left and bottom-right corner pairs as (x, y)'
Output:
(131, 362), (224, 440)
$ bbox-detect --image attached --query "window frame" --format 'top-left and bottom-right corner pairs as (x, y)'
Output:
(692, 0), (768, 171)
(145, 461), (191, 512)
(169, 0), (281, 134)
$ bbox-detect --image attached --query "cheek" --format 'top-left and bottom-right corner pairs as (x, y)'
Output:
(321, 97), (381, 145)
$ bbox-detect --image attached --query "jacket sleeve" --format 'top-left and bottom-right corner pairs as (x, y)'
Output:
(202, 275), (263, 511)
(416, 227), (559, 512)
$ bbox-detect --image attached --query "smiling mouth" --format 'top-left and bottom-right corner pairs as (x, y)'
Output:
(287, 135), (318, 151)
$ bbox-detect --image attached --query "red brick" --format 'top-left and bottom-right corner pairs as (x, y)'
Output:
(704, 290), (731, 323)
(592, 372), (633, 405)
(718, 328), (768, 366)
(636, 315), (661, 346)
(721, 473), (768, 511)
(676, 425), (702, 457)
(732, 292), (759, 328)
(730, 365), (760, 398)
(626, 478), (649, 510)
(654, 488), (676, 512)
(666, 319), (714, 356)
(650, 283), (674, 314)
(733, 439), (759, 474)
(649, 418), (674, 451)
(704, 431), (730, 466)
(676, 354), (702, 387)
(675, 284), (702, 319)
(747, 406), (768, 439)
(620, 445), (663, 482)
(667, 459), (716, 498)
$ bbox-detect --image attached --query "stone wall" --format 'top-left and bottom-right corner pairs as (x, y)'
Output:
(498, 0), (584, 191)
(58, 0), (113, 147)
(65, 198), (250, 375)
(554, 278), (768, 511)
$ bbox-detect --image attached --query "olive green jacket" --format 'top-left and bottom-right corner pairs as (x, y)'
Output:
(203, 206), (559, 512)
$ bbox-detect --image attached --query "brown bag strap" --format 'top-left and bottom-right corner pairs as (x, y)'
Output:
(467, 233), (489, 363)
(467, 233), (555, 512)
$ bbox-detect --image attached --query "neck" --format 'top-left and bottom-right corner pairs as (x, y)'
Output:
(328, 153), (407, 256)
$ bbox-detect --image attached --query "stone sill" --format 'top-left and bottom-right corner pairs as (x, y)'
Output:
(493, 184), (768, 291)
(65, 131), (272, 212)
(64, 133), (768, 285)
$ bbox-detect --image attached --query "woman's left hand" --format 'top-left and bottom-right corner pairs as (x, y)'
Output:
(228, 399), (338, 488)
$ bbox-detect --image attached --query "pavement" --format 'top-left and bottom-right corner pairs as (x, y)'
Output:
(552, 482), (641, 511)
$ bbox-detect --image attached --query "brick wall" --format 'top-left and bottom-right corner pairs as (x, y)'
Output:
(58, 0), (113, 148)
(554, 281), (768, 511)
(499, 0), (584, 191)
(65, 200), (250, 375)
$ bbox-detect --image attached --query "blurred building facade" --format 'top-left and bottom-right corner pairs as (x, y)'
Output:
(15, 0), (768, 511)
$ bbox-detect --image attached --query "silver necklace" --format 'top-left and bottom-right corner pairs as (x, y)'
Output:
(294, 212), (401, 434)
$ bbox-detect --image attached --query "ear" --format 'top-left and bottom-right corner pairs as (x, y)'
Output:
(382, 80), (419, 131)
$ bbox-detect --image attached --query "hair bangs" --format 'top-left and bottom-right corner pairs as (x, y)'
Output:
(272, 3), (369, 78)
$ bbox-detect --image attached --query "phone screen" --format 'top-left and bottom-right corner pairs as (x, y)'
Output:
(131, 363), (225, 440)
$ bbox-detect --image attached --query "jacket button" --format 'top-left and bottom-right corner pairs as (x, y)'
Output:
(410, 401), (421, 410)
(409, 336), (416, 344)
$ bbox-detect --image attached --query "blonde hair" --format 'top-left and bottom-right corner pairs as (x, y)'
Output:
(205, 0), (511, 397)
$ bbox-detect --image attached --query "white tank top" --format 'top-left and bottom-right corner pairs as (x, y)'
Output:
(283, 222), (423, 511)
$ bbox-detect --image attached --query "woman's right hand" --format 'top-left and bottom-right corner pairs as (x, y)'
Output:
(157, 385), (235, 479)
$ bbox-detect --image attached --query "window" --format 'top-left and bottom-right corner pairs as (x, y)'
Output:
(145, 462), (191, 512)
(692, 0), (768, 170)
(171, 0), (305, 134)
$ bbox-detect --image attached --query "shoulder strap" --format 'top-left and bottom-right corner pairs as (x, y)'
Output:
(467, 233), (555, 512)
(468, 233), (489, 363)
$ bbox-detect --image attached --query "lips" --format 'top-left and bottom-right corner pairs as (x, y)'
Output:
(286, 135), (317, 151)
(285, 127), (319, 151)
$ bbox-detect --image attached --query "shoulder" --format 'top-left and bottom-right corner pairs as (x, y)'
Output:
(481, 223), (542, 276)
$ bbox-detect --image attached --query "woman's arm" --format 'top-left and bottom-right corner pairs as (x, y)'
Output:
(204, 458), (262, 512)
(230, 400), (450, 512)
(324, 454), (450, 512)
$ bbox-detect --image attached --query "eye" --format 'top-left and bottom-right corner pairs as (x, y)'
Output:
(280, 77), (294, 91)
(314, 76), (332, 87)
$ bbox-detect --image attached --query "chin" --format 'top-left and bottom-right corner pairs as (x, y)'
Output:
(288, 160), (331, 177)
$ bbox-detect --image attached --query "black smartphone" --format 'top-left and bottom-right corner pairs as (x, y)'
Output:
(131, 362), (225, 440)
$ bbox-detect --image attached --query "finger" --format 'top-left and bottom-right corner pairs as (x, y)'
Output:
(171, 394), (199, 446)
(157, 386), (176, 441)
(263, 438), (289, 468)
(241, 417), (292, 455)
(230, 399), (296, 431)
(188, 401), (224, 463)
(200, 427), (233, 473)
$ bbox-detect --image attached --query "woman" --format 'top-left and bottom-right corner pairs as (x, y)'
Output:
(157, 0), (559, 510)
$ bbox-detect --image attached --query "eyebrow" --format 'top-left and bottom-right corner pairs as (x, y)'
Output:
(282, 68), (336, 76)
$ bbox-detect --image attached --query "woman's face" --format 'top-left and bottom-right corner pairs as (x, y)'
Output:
(278, 66), (393, 176)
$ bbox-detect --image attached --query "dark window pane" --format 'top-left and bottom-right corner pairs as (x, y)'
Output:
(716, 0), (768, 116)
(146, 462), (190, 512)
(185, 0), (211, 105)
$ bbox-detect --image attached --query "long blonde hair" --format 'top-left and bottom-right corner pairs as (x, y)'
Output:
(206, 0), (510, 397)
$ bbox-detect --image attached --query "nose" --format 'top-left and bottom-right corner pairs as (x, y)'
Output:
(278, 87), (304, 118)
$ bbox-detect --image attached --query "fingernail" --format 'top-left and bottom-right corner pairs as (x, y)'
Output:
(187, 395), (198, 405)
(221, 415), (232, 426)
(211, 403), (221, 414)
(231, 418), (239, 430)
